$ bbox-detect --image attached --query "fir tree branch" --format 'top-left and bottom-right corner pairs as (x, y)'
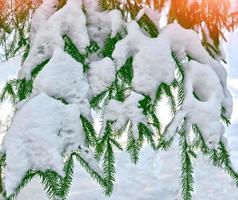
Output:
(101, 34), (122, 58)
(179, 125), (194, 200)
(103, 140), (115, 196)
(80, 115), (98, 148)
(75, 153), (104, 187)
(127, 130), (141, 164)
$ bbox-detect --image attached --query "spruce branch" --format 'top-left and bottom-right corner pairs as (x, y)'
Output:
(180, 125), (194, 200)
(90, 57), (133, 109)
(75, 153), (104, 187)
(0, 154), (6, 195)
(97, 122), (119, 196)
(80, 115), (98, 148)
(103, 140), (115, 196)
(63, 35), (90, 71)
(138, 123), (156, 150)
(101, 34), (122, 58)
(3, 170), (39, 200)
(58, 155), (75, 199)
(193, 125), (238, 188)
(127, 130), (141, 164)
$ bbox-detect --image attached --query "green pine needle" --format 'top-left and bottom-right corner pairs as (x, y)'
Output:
(127, 131), (141, 164)
(103, 141), (115, 196)
(101, 34), (122, 58)
(180, 132), (194, 200)
(80, 115), (98, 147)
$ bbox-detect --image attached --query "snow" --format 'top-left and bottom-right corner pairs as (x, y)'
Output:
(0, 2), (237, 198)
(160, 23), (233, 118)
(112, 21), (175, 98)
(18, 0), (89, 80)
(84, 0), (124, 47)
(88, 57), (116, 96)
(0, 56), (20, 144)
(135, 7), (160, 28)
(0, 31), (237, 200)
(30, 0), (58, 45)
(33, 48), (92, 119)
(102, 91), (147, 139)
(165, 61), (225, 148)
(2, 93), (84, 195)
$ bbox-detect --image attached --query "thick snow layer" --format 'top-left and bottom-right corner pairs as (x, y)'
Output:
(18, 0), (89, 80)
(102, 91), (147, 139)
(160, 23), (233, 118)
(88, 57), (116, 96)
(30, 0), (58, 45)
(165, 60), (225, 148)
(2, 93), (84, 195)
(33, 48), (92, 119)
(84, 0), (124, 47)
(112, 21), (175, 98)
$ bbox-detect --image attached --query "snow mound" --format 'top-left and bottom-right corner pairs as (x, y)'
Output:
(30, 0), (58, 45)
(88, 57), (116, 96)
(33, 48), (92, 119)
(165, 60), (225, 148)
(19, 0), (89, 80)
(83, 0), (124, 47)
(160, 23), (233, 118)
(102, 91), (147, 139)
(2, 93), (84, 195)
(112, 21), (175, 98)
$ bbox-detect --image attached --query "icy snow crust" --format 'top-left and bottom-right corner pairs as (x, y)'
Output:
(18, 0), (89, 80)
(33, 48), (92, 119)
(2, 93), (84, 194)
(103, 92), (147, 139)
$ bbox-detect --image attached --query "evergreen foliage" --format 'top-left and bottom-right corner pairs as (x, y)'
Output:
(180, 124), (194, 200)
(0, 1), (237, 200)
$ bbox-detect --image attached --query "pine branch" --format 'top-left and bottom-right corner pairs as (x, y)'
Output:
(90, 57), (133, 109)
(63, 35), (89, 71)
(221, 107), (231, 126)
(3, 170), (39, 200)
(101, 34), (122, 58)
(90, 90), (109, 109)
(0, 79), (17, 103)
(38, 170), (62, 200)
(126, 1), (159, 37)
(0, 154), (6, 195)
(216, 142), (238, 187)
(80, 115), (98, 148)
(180, 128), (194, 200)
(193, 125), (238, 188)
(127, 130), (141, 164)
(58, 155), (75, 199)
(75, 153), (104, 187)
(138, 123), (156, 150)
(103, 140), (115, 196)
(98, 122), (118, 196)
(139, 95), (162, 138)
